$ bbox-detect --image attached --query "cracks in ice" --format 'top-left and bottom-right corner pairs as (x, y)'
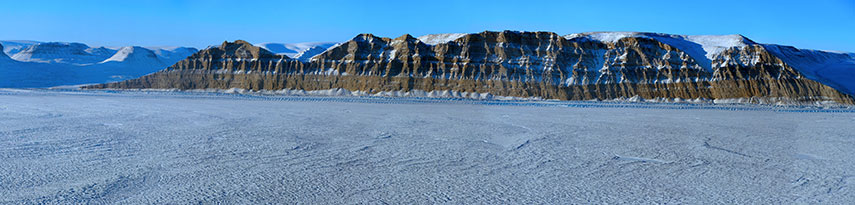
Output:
(375, 132), (392, 139)
(826, 175), (854, 194)
(513, 140), (531, 150)
(688, 159), (709, 168)
(611, 155), (673, 164)
(794, 153), (826, 161)
(703, 137), (752, 158)
(792, 174), (812, 188)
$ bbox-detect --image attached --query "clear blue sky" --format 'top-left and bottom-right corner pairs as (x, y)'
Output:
(1, 0), (853, 51)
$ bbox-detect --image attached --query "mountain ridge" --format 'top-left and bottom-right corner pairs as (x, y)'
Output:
(82, 30), (855, 104)
(11, 42), (115, 65)
(0, 40), (343, 88)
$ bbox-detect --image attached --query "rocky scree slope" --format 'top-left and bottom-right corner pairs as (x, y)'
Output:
(86, 31), (855, 104)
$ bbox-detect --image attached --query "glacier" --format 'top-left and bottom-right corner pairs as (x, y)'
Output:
(0, 89), (854, 203)
(416, 33), (469, 45)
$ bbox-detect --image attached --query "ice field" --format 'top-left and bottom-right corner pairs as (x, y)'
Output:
(1, 89), (854, 204)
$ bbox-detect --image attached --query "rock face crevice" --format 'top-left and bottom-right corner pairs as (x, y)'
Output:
(85, 31), (855, 104)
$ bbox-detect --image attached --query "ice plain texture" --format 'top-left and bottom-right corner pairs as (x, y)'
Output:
(1, 90), (854, 204)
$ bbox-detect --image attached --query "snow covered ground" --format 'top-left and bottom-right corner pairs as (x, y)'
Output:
(1, 89), (854, 204)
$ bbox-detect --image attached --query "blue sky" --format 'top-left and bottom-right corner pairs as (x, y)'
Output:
(1, 0), (853, 51)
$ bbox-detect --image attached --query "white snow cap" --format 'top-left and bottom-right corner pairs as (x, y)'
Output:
(100, 46), (160, 64)
(416, 33), (469, 45)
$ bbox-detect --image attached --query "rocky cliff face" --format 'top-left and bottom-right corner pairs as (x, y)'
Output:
(86, 31), (855, 104)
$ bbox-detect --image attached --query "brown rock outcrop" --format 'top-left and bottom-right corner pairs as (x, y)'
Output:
(85, 31), (855, 104)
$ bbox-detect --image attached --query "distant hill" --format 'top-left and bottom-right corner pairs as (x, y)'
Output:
(0, 41), (197, 88)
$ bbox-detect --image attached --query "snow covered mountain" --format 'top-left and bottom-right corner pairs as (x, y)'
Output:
(763, 45), (855, 95)
(0, 41), (197, 88)
(144, 46), (199, 65)
(559, 32), (855, 98)
(11, 42), (116, 65)
(101, 46), (164, 65)
(91, 31), (855, 105)
(414, 31), (855, 98)
(0, 40), (41, 56)
(255, 42), (338, 61)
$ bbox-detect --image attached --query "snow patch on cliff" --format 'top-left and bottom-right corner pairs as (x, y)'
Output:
(417, 33), (469, 45)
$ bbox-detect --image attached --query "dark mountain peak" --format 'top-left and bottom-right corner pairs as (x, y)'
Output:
(393, 34), (418, 42)
(735, 34), (757, 45)
(351, 33), (392, 43)
(222, 40), (254, 48)
(207, 40), (280, 59)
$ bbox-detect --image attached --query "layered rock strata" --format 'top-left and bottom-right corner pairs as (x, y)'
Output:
(85, 31), (855, 104)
